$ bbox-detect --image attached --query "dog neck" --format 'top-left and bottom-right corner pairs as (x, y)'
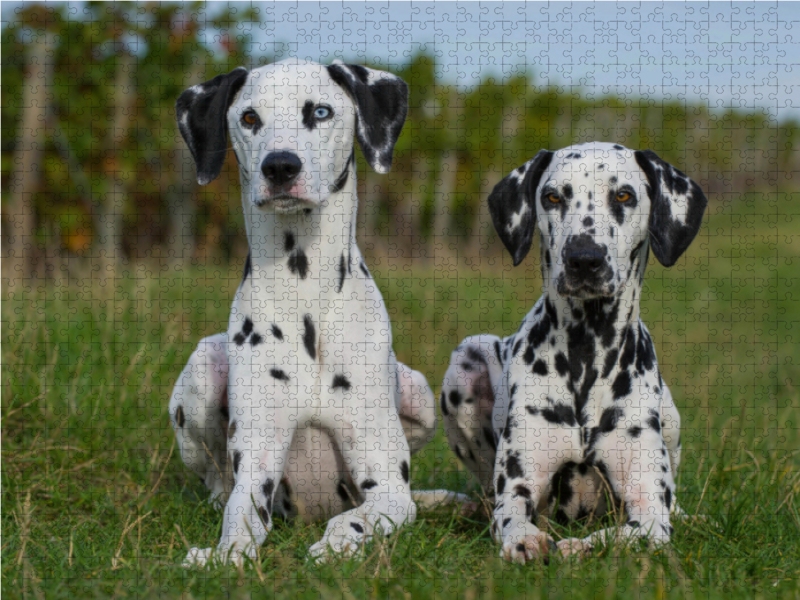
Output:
(240, 157), (359, 285)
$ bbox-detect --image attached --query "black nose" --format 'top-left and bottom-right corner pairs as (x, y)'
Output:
(566, 248), (605, 275)
(261, 152), (302, 186)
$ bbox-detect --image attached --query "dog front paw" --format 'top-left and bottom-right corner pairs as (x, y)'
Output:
(500, 527), (557, 565)
(557, 537), (592, 558)
(183, 547), (213, 568)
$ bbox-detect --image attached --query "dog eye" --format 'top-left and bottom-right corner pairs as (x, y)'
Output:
(547, 193), (561, 203)
(616, 191), (631, 202)
(314, 105), (333, 120)
(241, 110), (260, 127)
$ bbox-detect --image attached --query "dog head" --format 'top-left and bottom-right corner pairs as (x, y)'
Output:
(488, 142), (708, 299)
(176, 59), (408, 213)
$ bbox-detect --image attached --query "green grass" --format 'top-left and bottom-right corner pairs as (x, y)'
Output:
(3, 193), (800, 598)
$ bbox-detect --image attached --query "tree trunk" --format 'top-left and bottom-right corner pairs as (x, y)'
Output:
(98, 51), (134, 282)
(5, 32), (54, 290)
(431, 150), (458, 261)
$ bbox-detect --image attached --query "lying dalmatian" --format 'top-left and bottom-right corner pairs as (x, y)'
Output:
(440, 142), (708, 563)
(169, 59), (458, 567)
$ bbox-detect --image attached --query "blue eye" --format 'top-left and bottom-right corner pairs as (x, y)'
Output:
(314, 105), (332, 120)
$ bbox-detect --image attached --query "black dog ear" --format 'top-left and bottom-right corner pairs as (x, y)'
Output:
(326, 63), (408, 173)
(634, 150), (708, 267)
(176, 67), (248, 185)
(488, 150), (554, 266)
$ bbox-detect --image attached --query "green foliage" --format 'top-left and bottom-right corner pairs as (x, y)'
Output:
(2, 5), (799, 263)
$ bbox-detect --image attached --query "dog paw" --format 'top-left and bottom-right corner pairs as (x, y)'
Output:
(557, 537), (592, 558)
(307, 536), (362, 563)
(183, 547), (214, 568)
(182, 544), (255, 568)
(500, 531), (557, 564)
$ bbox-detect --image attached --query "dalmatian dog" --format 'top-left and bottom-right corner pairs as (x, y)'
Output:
(440, 142), (707, 563)
(170, 59), (454, 567)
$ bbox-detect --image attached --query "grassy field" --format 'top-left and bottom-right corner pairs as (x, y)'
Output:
(3, 193), (800, 599)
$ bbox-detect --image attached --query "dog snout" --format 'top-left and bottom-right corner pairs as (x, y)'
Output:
(261, 152), (302, 186)
(566, 249), (604, 275)
(564, 236), (607, 278)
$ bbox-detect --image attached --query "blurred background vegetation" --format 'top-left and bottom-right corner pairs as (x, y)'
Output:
(3, 2), (799, 287)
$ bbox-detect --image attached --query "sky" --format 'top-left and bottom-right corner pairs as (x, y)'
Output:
(4, 1), (800, 122)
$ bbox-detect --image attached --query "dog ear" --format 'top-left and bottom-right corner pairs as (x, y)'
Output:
(634, 150), (708, 267)
(176, 67), (248, 185)
(488, 150), (554, 266)
(326, 63), (408, 174)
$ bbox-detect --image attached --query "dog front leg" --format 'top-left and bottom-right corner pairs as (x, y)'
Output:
(559, 427), (676, 558)
(494, 405), (581, 564)
(308, 392), (415, 561)
(183, 416), (297, 568)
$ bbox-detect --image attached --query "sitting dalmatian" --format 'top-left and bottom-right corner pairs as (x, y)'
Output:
(169, 59), (461, 567)
(440, 142), (708, 563)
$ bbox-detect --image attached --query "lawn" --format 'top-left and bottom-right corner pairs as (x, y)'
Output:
(3, 193), (800, 599)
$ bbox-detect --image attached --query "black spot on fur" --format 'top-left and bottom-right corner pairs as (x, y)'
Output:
(233, 332), (246, 346)
(336, 253), (347, 293)
(288, 249), (309, 279)
(663, 487), (673, 509)
(532, 359), (548, 376)
(527, 314), (551, 349)
(401, 460), (409, 483)
(242, 318), (253, 336)
(583, 216), (594, 227)
(541, 403), (577, 427)
(331, 374), (351, 391)
(523, 345), (534, 365)
(646, 409), (661, 432)
(613, 144), (624, 150)
(598, 406), (623, 433)
(496, 474), (506, 495)
(359, 261), (370, 277)
(602, 348), (619, 379)
(554, 352), (569, 376)
(350, 522), (364, 534)
(271, 324), (283, 340)
(270, 368), (289, 382)
(250, 333), (263, 346)
(360, 479), (377, 491)
(258, 506), (271, 525)
(549, 462), (575, 508)
(506, 454), (524, 479)
(503, 517), (512, 529)
(514, 484), (531, 499)
(303, 314), (316, 360)
(233, 450), (242, 474)
(283, 231), (295, 252)
(448, 390), (462, 407)
(628, 426), (642, 438)
(175, 405), (185, 428)
(612, 370), (631, 399)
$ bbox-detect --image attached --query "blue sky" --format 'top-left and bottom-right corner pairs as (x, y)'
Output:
(5, 2), (799, 122)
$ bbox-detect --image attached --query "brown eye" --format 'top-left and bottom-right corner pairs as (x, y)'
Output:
(242, 111), (259, 126)
(547, 193), (560, 203)
(616, 191), (631, 202)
